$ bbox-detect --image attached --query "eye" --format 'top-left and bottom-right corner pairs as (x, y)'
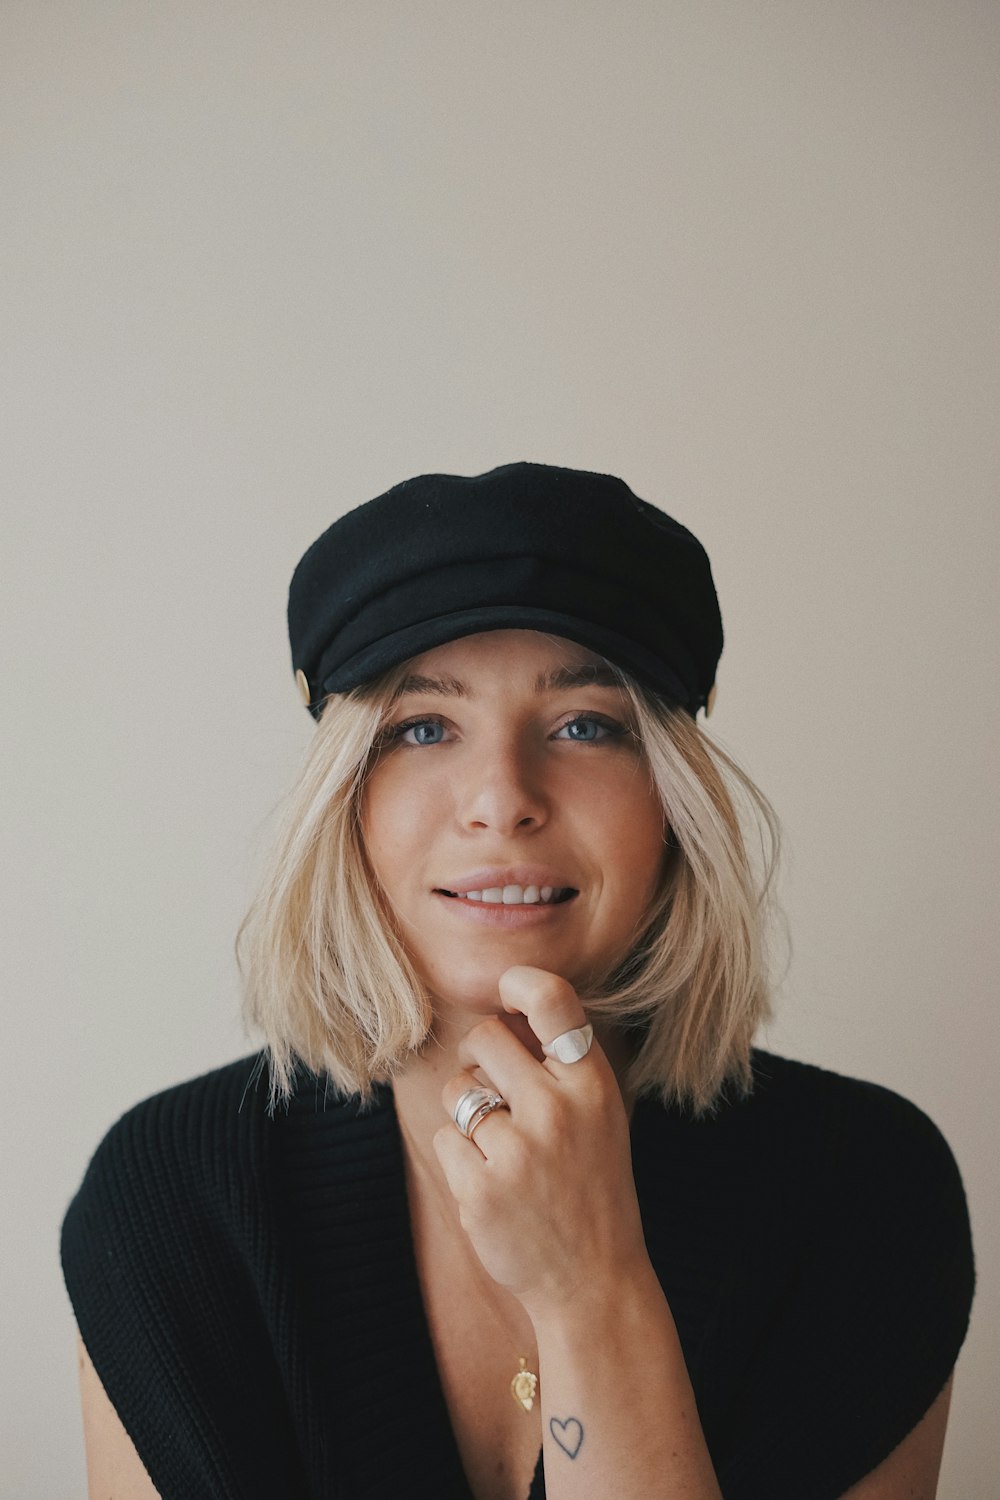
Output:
(554, 714), (628, 743)
(381, 715), (450, 746)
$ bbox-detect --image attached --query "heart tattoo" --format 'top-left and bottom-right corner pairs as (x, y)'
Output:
(549, 1415), (584, 1459)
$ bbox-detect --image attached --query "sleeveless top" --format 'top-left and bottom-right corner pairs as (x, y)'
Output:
(60, 1048), (975, 1499)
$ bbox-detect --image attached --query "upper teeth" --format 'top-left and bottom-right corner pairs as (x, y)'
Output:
(451, 884), (567, 904)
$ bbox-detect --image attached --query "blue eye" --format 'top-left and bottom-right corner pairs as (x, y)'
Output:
(386, 717), (447, 746)
(555, 715), (624, 742)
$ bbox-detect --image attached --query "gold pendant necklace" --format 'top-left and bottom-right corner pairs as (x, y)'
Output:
(510, 1354), (539, 1413)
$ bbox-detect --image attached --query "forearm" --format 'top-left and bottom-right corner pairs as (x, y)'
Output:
(529, 1259), (723, 1500)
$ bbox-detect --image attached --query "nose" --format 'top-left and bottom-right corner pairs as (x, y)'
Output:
(454, 735), (549, 835)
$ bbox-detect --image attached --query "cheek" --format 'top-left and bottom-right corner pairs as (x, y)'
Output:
(361, 767), (439, 877)
(598, 785), (668, 896)
(359, 775), (404, 875)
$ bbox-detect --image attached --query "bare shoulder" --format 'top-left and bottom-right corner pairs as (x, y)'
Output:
(77, 1327), (161, 1500)
(838, 1373), (954, 1500)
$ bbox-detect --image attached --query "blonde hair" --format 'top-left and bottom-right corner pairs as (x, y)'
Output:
(235, 653), (786, 1119)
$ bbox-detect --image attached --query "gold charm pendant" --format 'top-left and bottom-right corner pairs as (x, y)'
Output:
(510, 1356), (539, 1413)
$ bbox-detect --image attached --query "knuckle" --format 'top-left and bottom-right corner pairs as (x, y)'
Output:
(594, 1074), (627, 1122)
(533, 1091), (569, 1137)
(467, 1016), (505, 1050)
(533, 973), (577, 1006)
(581, 1067), (613, 1108)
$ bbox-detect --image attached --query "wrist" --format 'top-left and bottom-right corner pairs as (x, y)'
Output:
(525, 1253), (671, 1344)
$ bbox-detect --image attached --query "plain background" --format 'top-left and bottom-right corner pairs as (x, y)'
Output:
(2, 2), (997, 1495)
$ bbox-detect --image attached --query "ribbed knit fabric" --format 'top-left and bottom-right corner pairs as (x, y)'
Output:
(60, 1049), (975, 1500)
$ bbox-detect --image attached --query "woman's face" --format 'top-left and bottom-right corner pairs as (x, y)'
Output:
(360, 629), (668, 1020)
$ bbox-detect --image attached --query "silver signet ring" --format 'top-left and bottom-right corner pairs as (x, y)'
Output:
(541, 1023), (594, 1064)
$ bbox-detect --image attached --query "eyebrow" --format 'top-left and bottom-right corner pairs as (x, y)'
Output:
(392, 663), (625, 699)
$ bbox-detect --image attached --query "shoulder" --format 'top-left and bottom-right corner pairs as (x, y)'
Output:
(711, 1050), (976, 1499)
(63, 1052), (272, 1235)
(59, 1053), (302, 1499)
(745, 1046), (954, 1139)
(739, 1048), (976, 1299)
(60, 1050), (389, 1285)
(745, 1048), (972, 1227)
(89, 1047), (274, 1140)
(659, 1048), (973, 1246)
(60, 1052), (278, 1328)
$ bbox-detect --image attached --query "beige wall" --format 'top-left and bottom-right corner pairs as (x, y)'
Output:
(3, 2), (997, 1493)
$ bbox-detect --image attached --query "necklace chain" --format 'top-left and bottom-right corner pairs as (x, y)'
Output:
(460, 1235), (540, 1414)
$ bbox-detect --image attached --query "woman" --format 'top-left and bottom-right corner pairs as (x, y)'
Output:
(62, 461), (975, 1500)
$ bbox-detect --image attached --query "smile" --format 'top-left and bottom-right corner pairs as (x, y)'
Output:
(433, 889), (579, 924)
(436, 885), (577, 905)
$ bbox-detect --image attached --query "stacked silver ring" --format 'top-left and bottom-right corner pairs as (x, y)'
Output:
(453, 1086), (510, 1139)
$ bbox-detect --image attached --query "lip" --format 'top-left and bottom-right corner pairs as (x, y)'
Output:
(434, 866), (578, 896)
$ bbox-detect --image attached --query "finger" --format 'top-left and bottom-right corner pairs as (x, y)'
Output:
(497, 967), (592, 1056)
(442, 1065), (511, 1126)
(442, 1064), (522, 1164)
(432, 1110), (501, 1180)
(432, 1120), (490, 1188)
(454, 1016), (549, 1104)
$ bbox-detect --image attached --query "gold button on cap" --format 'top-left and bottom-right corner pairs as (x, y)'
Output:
(705, 681), (718, 717)
(295, 668), (311, 706)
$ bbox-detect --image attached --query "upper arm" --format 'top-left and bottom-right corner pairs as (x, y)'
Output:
(837, 1372), (954, 1500)
(77, 1327), (162, 1500)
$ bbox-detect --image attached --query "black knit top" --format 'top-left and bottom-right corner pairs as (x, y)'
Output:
(60, 1049), (975, 1500)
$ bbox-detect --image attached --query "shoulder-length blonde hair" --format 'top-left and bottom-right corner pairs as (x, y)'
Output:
(235, 648), (785, 1119)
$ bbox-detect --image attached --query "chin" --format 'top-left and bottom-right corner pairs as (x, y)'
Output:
(422, 951), (586, 1013)
(428, 971), (514, 1014)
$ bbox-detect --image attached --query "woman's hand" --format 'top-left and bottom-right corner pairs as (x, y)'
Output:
(430, 964), (651, 1321)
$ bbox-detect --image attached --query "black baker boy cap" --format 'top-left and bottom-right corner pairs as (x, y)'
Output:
(287, 461), (724, 721)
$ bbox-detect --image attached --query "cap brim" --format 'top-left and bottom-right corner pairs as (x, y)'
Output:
(319, 605), (692, 706)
